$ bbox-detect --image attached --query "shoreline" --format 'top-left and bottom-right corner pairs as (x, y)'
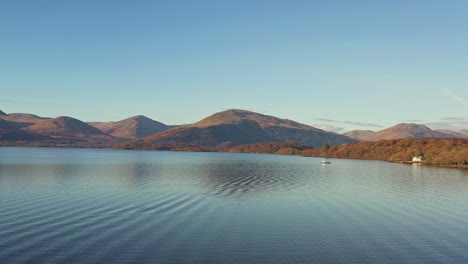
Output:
(2, 144), (468, 169)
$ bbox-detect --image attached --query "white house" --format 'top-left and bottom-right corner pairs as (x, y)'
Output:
(412, 156), (425, 162)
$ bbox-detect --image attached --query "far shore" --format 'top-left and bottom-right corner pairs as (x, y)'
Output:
(2, 143), (468, 170)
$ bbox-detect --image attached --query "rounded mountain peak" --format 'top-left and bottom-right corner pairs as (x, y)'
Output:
(97, 115), (168, 139)
(27, 116), (108, 136)
(129, 115), (153, 122)
(392, 123), (431, 131)
(194, 109), (314, 130)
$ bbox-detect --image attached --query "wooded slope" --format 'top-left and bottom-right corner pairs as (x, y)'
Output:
(303, 138), (468, 167)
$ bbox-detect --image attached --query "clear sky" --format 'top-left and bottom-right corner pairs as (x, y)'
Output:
(1, 1), (468, 132)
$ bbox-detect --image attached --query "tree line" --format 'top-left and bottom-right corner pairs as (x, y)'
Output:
(302, 138), (468, 168)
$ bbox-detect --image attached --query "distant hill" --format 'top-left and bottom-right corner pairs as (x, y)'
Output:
(435, 129), (466, 138)
(0, 112), (50, 128)
(342, 130), (375, 141)
(459, 129), (468, 137)
(133, 120), (276, 147)
(122, 109), (356, 149)
(90, 115), (169, 139)
(0, 118), (19, 129)
(195, 109), (312, 129)
(8, 108), (468, 152)
(0, 110), (6, 115)
(25, 116), (116, 143)
(361, 123), (452, 141)
(88, 121), (107, 129)
(0, 119), (49, 141)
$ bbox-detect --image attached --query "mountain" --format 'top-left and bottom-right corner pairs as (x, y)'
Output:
(0, 110), (6, 115)
(361, 123), (453, 141)
(342, 130), (375, 141)
(435, 129), (466, 138)
(0, 119), (49, 141)
(25, 116), (116, 143)
(90, 115), (169, 139)
(124, 109), (356, 149)
(0, 112), (50, 128)
(0, 119), (13, 129)
(459, 129), (468, 137)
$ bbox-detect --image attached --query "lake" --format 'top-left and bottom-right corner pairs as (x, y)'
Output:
(1, 147), (468, 263)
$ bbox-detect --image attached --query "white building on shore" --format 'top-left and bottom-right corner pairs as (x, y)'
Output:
(412, 156), (425, 162)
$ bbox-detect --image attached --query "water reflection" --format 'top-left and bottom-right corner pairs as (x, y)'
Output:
(412, 163), (421, 175)
(0, 163), (82, 187)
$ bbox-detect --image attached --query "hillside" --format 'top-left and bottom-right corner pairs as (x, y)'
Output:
(88, 122), (108, 129)
(195, 109), (312, 129)
(25, 116), (117, 143)
(458, 129), (468, 137)
(342, 130), (375, 141)
(303, 138), (468, 167)
(0, 119), (49, 141)
(0, 112), (50, 128)
(435, 129), (466, 138)
(362, 123), (452, 141)
(228, 142), (310, 155)
(91, 115), (169, 139)
(122, 109), (355, 149)
(0, 118), (18, 129)
(132, 120), (277, 147)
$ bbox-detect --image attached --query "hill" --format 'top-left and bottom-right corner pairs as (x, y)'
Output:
(362, 123), (452, 141)
(131, 120), (277, 147)
(0, 112), (50, 128)
(25, 116), (117, 144)
(435, 129), (466, 138)
(90, 115), (169, 139)
(122, 109), (356, 149)
(88, 121), (107, 129)
(303, 138), (468, 168)
(195, 109), (312, 129)
(342, 130), (375, 141)
(0, 119), (50, 141)
(459, 129), (468, 137)
(0, 110), (6, 115)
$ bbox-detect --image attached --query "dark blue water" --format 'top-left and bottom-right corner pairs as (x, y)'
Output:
(1, 147), (468, 263)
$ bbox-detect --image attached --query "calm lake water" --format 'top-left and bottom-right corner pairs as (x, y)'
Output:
(1, 147), (468, 264)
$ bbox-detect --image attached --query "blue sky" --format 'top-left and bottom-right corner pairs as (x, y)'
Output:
(1, 1), (468, 132)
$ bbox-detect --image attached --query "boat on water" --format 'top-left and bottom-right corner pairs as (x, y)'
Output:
(321, 160), (331, 164)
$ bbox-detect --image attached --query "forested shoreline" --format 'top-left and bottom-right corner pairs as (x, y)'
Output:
(302, 138), (468, 168)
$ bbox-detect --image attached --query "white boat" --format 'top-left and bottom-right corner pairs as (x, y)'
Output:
(321, 160), (331, 164)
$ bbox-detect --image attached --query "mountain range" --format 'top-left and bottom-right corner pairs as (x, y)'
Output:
(122, 109), (355, 149)
(1, 109), (467, 150)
